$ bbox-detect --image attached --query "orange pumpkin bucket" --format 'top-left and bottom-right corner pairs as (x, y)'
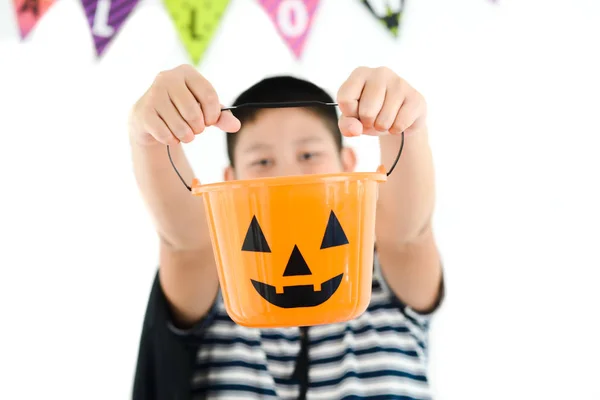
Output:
(168, 101), (404, 328)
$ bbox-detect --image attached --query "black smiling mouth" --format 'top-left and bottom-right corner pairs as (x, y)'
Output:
(250, 273), (344, 309)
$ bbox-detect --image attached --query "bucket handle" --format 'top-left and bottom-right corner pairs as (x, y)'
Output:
(167, 101), (404, 192)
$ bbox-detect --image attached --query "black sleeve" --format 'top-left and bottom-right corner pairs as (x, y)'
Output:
(132, 270), (208, 400)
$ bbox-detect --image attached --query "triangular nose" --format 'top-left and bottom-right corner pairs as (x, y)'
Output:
(282, 245), (312, 276)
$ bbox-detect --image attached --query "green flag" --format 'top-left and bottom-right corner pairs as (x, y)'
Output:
(164, 0), (230, 65)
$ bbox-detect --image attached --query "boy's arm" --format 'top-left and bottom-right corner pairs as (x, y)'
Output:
(376, 130), (442, 313)
(131, 140), (219, 328)
(337, 67), (442, 313)
(129, 65), (241, 328)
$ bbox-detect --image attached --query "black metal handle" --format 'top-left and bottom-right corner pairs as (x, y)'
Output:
(167, 101), (404, 192)
(221, 100), (338, 111)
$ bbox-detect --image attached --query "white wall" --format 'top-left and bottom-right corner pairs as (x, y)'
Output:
(1, 0), (600, 399)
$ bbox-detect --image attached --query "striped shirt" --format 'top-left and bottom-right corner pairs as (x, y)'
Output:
(170, 253), (441, 400)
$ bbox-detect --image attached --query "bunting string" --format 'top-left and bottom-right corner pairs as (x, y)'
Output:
(8, 0), (493, 64)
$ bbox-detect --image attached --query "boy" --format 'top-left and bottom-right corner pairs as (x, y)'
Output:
(130, 64), (443, 400)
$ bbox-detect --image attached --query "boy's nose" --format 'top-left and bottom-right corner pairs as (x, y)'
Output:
(275, 162), (304, 177)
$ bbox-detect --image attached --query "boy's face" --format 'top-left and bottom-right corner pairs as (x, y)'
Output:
(225, 108), (357, 181)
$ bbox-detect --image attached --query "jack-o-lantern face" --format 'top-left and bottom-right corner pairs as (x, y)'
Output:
(242, 211), (349, 309)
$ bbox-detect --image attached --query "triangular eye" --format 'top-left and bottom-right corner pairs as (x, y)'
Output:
(242, 216), (271, 253)
(320, 211), (349, 249)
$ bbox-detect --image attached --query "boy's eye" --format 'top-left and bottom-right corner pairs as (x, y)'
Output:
(252, 159), (272, 167)
(300, 152), (319, 161)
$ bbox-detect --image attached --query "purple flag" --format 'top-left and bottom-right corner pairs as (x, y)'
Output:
(81, 0), (139, 57)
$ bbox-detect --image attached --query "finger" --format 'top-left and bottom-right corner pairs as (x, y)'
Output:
(153, 89), (195, 143)
(215, 109), (241, 133)
(142, 109), (179, 146)
(337, 67), (370, 118)
(338, 115), (363, 137)
(168, 77), (206, 135)
(389, 95), (423, 136)
(358, 73), (387, 131)
(184, 71), (221, 127)
(374, 79), (405, 132)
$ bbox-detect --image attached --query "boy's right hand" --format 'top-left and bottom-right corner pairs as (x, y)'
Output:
(129, 64), (241, 147)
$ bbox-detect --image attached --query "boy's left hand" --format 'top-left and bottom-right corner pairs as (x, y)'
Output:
(337, 67), (427, 137)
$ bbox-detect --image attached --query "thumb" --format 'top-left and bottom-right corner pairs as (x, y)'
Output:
(338, 115), (363, 137)
(215, 110), (241, 133)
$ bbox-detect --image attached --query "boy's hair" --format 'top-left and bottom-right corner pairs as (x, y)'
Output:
(225, 76), (343, 167)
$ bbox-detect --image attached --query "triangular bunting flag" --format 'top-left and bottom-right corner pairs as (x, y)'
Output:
(81, 0), (140, 57)
(361, 0), (405, 37)
(258, 0), (321, 60)
(12, 0), (56, 40)
(163, 0), (230, 65)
